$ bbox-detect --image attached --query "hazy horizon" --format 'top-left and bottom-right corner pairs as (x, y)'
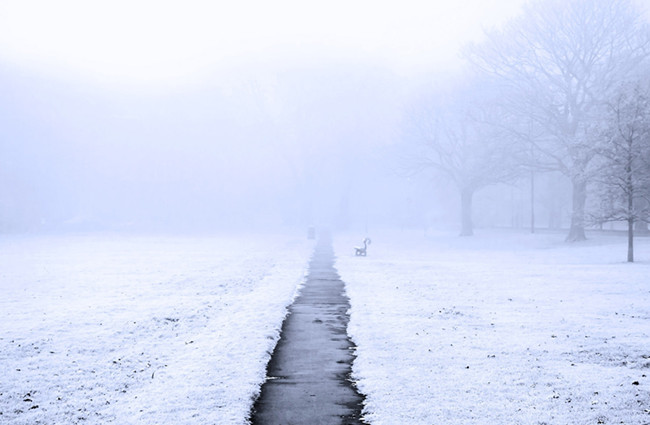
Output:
(2, 0), (647, 234)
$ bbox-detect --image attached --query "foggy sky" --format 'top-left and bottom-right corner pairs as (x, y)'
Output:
(4, 0), (633, 233)
(1, 60), (438, 232)
(0, 0), (527, 86)
(2, 1), (528, 233)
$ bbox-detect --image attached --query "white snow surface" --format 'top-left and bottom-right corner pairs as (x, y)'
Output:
(335, 229), (650, 425)
(0, 233), (312, 425)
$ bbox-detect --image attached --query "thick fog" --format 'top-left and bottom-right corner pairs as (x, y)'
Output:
(0, 2), (504, 234)
(1, 61), (434, 232)
(2, 0), (648, 235)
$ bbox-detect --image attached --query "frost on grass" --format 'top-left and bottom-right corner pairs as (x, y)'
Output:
(0, 234), (310, 425)
(335, 230), (650, 425)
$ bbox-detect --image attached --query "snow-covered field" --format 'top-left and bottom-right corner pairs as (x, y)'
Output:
(335, 229), (650, 425)
(0, 233), (312, 425)
(3, 229), (649, 425)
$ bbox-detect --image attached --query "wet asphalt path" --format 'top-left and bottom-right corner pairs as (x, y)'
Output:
(250, 234), (365, 425)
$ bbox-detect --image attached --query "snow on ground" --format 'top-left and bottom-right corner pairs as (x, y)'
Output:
(0, 233), (312, 425)
(335, 229), (650, 425)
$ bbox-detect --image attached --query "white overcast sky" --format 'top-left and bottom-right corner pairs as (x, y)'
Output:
(0, 0), (530, 88)
(1, 0), (649, 230)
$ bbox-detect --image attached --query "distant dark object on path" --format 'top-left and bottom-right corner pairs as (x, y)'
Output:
(354, 238), (371, 256)
(307, 226), (316, 240)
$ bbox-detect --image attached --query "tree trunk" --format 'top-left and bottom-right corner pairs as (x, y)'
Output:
(627, 169), (634, 262)
(566, 178), (587, 242)
(460, 188), (474, 236)
(628, 218), (634, 262)
(627, 159), (634, 262)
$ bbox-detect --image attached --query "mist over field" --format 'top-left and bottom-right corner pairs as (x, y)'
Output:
(0, 63), (415, 232)
(0, 1), (533, 235)
(2, 1), (648, 238)
(2, 0), (650, 238)
(3, 2), (650, 425)
(2, 61), (449, 233)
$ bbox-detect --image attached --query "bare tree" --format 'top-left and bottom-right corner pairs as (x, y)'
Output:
(591, 81), (650, 262)
(408, 78), (521, 236)
(467, 0), (650, 241)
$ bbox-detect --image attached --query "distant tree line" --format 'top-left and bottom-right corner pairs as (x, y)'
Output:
(409, 0), (650, 261)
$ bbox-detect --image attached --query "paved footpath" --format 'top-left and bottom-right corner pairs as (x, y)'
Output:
(251, 234), (365, 425)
